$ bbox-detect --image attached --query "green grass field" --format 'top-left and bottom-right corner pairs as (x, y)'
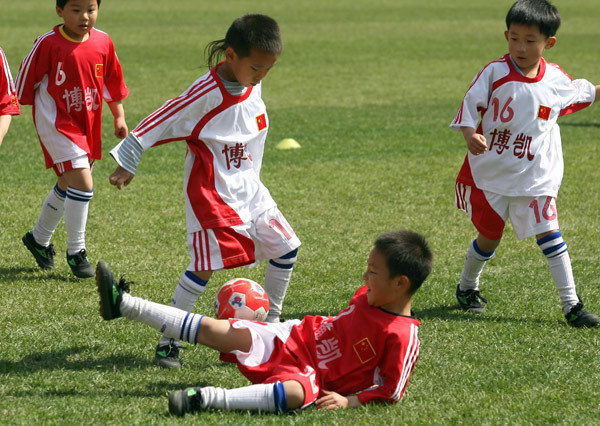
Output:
(2, 0), (600, 424)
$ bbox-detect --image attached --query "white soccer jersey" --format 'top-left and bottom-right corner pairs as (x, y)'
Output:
(450, 54), (595, 197)
(112, 68), (276, 233)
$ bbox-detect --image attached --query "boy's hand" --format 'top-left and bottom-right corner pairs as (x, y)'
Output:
(315, 390), (360, 410)
(467, 133), (488, 155)
(114, 117), (128, 139)
(109, 166), (134, 189)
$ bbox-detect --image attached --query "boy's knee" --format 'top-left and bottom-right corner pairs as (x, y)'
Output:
(269, 248), (298, 269)
(281, 380), (304, 411)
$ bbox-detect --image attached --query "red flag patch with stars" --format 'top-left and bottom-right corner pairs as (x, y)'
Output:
(353, 337), (376, 364)
(537, 105), (551, 120)
(256, 113), (267, 131)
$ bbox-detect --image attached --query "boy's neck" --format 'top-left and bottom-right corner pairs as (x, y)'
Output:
(509, 54), (541, 78)
(59, 24), (90, 43)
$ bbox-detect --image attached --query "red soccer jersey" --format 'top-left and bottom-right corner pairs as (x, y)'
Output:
(0, 48), (20, 116)
(229, 286), (420, 405)
(16, 25), (128, 167)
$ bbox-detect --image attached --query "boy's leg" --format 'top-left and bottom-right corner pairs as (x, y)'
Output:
(457, 234), (498, 312)
(169, 380), (304, 416)
(96, 261), (251, 349)
(155, 270), (212, 369)
(264, 249), (298, 322)
(254, 208), (301, 322)
(60, 166), (95, 278)
(23, 184), (65, 269)
(536, 230), (599, 327)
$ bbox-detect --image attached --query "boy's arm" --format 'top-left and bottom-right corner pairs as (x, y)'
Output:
(595, 85), (600, 103)
(0, 114), (12, 149)
(315, 391), (361, 410)
(461, 126), (488, 155)
(108, 100), (128, 139)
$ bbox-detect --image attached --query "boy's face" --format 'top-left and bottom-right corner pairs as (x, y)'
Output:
(505, 23), (556, 78)
(222, 47), (279, 88)
(362, 248), (403, 309)
(56, 0), (99, 42)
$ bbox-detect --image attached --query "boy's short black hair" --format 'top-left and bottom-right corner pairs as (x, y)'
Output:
(506, 0), (560, 38)
(56, 0), (101, 8)
(374, 230), (433, 295)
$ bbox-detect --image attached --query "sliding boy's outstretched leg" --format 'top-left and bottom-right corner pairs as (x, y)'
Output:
(95, 261), (305, 415)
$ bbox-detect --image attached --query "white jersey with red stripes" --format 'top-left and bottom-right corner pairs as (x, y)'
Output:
(16, 25), (128, 168)
(450, 54), (595, 197)
(122, 67), (276, 233)
(0, 48), (20, 116)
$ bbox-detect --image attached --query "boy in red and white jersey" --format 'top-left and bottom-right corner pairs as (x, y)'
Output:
(450, 0), (600, 327)
(0, 47), (20, 149)
(109, 14), (300, 369)
(16, 0), (129, 278)
(96, 229), (433, 415)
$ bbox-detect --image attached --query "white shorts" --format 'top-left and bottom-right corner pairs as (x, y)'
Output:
(52, 154), (93, 176)
(187, 206), (301, 271)
(457, 182), (560, 240)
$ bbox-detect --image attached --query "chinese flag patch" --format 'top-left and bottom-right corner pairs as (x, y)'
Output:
(537, 105), (551, 120)
(353, 338), (376, 364)
(95, 64), (104, 78)
(256, 113), (267, 131)
(10, 93), (18, 106)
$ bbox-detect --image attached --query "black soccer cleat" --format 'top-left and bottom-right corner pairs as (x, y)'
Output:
(96, 261), (130, 320)
(456, 284), (488, 313)
(154, 339), (182, 369)
(565, 300), (599, 328)
(67, 249), (95, 278)
(22, 231), (55, 270)
(169, 387), (204, 416)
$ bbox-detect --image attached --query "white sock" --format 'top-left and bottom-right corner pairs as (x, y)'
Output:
(64, 187), (93, 254)
(200, 382), (287, 413)
(158, 271), (208, 346)
(263, 258), (295, 321)
(537, 232), (578, 313)
(32, 184), (66, 246)
(120, 293), (204, 344)
(459, 239), (494, 291)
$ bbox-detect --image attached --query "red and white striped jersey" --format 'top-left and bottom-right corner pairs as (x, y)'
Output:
(0, 48), (19, 116)
(115, 67), (276, 233)
(16, 25), (128, 168)
(450, 54), (595, 197)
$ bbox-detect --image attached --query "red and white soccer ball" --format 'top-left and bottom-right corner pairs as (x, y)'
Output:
(214, 278), (270, 322)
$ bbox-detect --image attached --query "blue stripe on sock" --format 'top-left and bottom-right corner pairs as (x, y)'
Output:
(273, 382), (288, 413)
(180, 312), (191, 341)
(472, 239), (494, 258)
(184, 270), (208, 287)
(280, 248), (298, 259)
(543, 242), (566, 256)
(53, 184), (67, 199)
(269, 259), (294, 269)
(192, 314), (204, 345)
(537, 231), (562, 246)
(66, 187), (94, 202)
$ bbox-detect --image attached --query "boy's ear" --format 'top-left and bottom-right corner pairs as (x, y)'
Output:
(224, 47), (236, 63)
(56, 6), (63, 17)
(396, 275), (411, 292)
(545, 36), (557, 50)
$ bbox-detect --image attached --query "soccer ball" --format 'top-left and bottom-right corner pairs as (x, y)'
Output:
(214, 278), (270, 321)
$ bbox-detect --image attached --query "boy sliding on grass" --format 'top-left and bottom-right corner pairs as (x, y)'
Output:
(96, 229), (433, 415)
(451, 0), (600, 327)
